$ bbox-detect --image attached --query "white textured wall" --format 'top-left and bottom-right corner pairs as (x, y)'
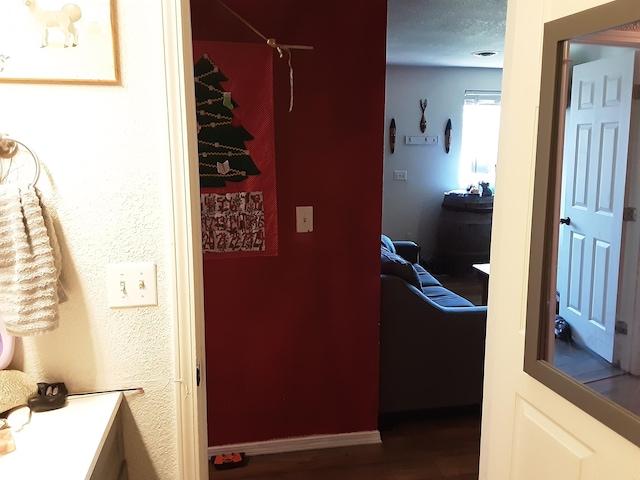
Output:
(1, 2), (179, 478)
(383, 66), (503, 258)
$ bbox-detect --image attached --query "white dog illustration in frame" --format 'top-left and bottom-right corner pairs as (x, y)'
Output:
(23, 0), (82, 48)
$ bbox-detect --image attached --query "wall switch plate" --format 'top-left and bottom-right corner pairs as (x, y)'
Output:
(405, 135), (426, 144)
(107, 262), (158, 308)
(296, 206), (313, 233)
(393, 170), (408, 181)
(404, 135), (438, 145)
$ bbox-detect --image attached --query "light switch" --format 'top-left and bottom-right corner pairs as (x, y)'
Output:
(107, 262), (158, 308)
(296, 206), (313, 233)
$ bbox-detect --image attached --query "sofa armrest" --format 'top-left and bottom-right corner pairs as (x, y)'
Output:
(392, 241), (420, 264)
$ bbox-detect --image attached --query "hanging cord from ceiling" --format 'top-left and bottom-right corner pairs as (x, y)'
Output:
(217, 0), (313, 112)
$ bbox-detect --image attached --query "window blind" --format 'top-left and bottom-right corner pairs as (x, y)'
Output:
(464, 90), (501, 106)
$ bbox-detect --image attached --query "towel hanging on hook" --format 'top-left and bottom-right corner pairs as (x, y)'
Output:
(0, 134), (40, 187)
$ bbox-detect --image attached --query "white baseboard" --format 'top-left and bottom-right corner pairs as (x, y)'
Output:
(208, 430), (381, 458)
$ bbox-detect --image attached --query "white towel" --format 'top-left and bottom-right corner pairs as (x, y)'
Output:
(0, 185), (66, 336)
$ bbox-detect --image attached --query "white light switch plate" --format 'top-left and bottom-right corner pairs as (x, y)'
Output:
(296, 206), (313, 233)
(107, 262), (158, 308)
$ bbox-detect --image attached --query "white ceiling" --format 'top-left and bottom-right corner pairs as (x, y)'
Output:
(386, 0), (508, 68)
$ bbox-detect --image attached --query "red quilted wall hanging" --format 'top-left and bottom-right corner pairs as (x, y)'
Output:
(193, 41), (278, 257)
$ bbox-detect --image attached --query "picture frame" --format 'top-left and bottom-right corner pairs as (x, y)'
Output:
(0, 0), (120, 85)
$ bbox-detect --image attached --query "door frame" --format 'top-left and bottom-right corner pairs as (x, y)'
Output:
(616, 53), (640, 375)
(163, 0), (209, 478)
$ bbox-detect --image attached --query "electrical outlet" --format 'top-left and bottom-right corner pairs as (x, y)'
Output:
(393, 170), (408, 181)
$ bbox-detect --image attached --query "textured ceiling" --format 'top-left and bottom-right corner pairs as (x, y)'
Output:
(387, 0), (508, 68)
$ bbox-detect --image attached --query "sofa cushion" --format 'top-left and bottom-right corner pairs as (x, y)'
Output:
(381, 234), (396, 254)
(421, 286), (475, 307)
(381, 248), (421, 289)
(413, 264), (442, 287)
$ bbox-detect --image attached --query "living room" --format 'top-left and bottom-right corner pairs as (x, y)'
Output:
(383, 0), (504, 275)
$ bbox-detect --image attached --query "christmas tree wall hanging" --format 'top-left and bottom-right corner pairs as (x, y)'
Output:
(194, 53), (261, 188)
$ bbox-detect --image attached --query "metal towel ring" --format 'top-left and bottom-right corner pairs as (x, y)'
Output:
(0, 135), (40, 187)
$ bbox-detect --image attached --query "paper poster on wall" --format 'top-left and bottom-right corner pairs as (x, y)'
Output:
(193, 41), (278, 257)
(201, 191), (265, 253)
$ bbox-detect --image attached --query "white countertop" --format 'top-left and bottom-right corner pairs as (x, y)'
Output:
(0, 392), (122, 480)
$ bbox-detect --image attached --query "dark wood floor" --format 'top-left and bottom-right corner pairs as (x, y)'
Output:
(209, 274), (483, 479)
(209, 407), (481, 480)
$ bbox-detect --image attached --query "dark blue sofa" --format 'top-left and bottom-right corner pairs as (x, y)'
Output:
(379, 235), (487, 414)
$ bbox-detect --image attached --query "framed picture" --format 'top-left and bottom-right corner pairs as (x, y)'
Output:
(0, 0), (120, 85)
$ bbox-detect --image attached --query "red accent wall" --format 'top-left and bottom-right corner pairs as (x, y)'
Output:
(191, 0), (387, 445)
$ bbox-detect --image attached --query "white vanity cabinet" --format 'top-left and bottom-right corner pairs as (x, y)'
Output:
(0, 392), (126, 480)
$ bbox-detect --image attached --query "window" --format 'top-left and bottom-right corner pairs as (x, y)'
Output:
(459, 90), (501, 190)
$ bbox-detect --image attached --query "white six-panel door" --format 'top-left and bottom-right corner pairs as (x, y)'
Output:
(557, 52), (636, 362)
(480, 1), (640, 479)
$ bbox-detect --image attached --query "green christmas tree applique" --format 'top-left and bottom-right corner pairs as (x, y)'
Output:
(194, 53), (261, 188)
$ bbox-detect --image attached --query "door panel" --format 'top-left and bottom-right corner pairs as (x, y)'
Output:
(596, 123), (618, 214)
(567, 233), (585, 314)
(590, 240), (609, 328)
(511, 399), (595, 480)
(572, 125), (591, 208)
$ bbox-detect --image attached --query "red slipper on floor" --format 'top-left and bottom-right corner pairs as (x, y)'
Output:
(211, 452), (247, 470)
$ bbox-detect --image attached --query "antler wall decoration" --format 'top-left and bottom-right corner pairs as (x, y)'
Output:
(419, 99), (428, 133)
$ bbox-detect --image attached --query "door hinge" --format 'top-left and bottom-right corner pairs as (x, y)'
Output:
(196, 363), (201, 386)
(634, 84), (640, 100)
(623, 207), (637, 222)
(615, 321), (628, 335)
